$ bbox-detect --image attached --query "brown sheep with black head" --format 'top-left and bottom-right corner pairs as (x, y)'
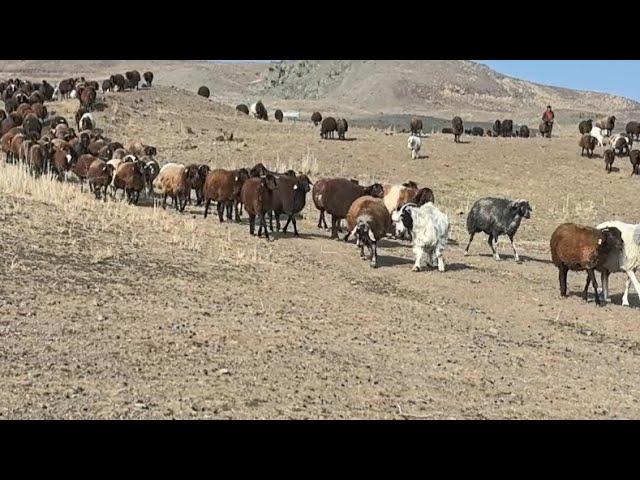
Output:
(240, 174), (278, 240)
(203, 168), (250, 222)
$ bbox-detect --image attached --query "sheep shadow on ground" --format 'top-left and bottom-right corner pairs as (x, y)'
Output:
(375, 255), (415, 268)
(474, 253), (553, 265)
(340, 138), (357, 142)
(446, 262), (475, 272)
(607, 292), (640, 308)
(606, 166), (621, 173)
(455, 140), (472, 145)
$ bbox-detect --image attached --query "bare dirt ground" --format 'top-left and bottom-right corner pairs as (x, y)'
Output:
(2, 86), (640, 419)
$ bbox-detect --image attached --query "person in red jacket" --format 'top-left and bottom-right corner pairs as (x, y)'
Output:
(542, 105), (555, 123)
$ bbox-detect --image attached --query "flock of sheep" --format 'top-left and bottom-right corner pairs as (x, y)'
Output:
(2, 71), (640, 309)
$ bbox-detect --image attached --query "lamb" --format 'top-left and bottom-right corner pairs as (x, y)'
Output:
(274, 109), (283, 123)
(452, 116), (464, 143)
(579, 134), (597, 158)
(630, 150), (640, 175)
(114, 160), (146, 204)
(87, 159), (115, 201)
(203, 168), (250, 221)
(550, 222), (623, 306)
(595, 116), (616, 136)
(589, 126), (607, 148)
(240, 174), (279, 240)
(143, 71), (154, 87)
(313, 178), (385, 239)
(343, 196), (392, 268)
(464, 197), (533, 262)
(610, 133), (631, 156)
(269, 173), (313, 235)
(197, 86), (210, 98)
(184, 164), (210, 206)
(592, 221), (640, 306)
(250, 101), (268, 121)
(626, 121), (640, 141)
(125, 71), (141, 90)
(236, 104), (249, 115)
(604, 149), (615, 173)
(311, 112), (322, 126)
(579, 119), (593, 135)
(320, 117), (337, 139)
(336, 118), (348, 139)
(392, 202), (450, 272)
(410, 117), (423, 136)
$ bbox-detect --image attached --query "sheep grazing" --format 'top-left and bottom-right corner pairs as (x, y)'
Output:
(143, 71), (154, 87)
(610, 133), (631, 156)
(125, 71), (141, 90)
(184, 164), (210, 206)
(550, 223), (623, 306)
(153, 163), (194, 211)
(250, 101), (268, 121)
(595, 115), (616, 136)
(114, 160), (146, 204)
(312, 178), (384, 239)
(589, 126), (606, 148)
(539, 120), (553, 138)
(407, 135), (421, 159)
(320, 117), (337, 139)
(441, 127), (453, 134)
(471, 126), (484, 137)
(604, 149), (615, 173)
(269, 173), (313, 235)
(579, 134), (598, 158)
(197, 86), (210, 98)
(203, 168), (250, 222)
(236, 104), (249, 115)
(311, 112), (322, 126)
(452, 116), (464, 143)
(465, 197), (532, 262)
(274, 109), (283, 123)
(579, 119), (593, 135)
(593, 221), (640, 306)
(518, 125), (530, 138)
(240, 174), (279, 240)
(336, 118), (348, 140)
(630, 150), (640, 175)
(343, 196), (391, 268)
(392, 202), (450, 272)
(626, 121), (640, 141)
(87, 159), (115, 201)
(409, 117), (423, 136)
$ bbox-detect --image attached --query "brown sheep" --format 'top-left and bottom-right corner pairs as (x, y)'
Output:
(126, 141), (157, 157)
(28, 142), (53, 176)
(51, 150), (74, 181)
(595, 115), (616, 136)
(313, 178), (385, 239)
(197, 86), (210, 98)
(630, 150), (640, 176)
(311, 111), (322, 126)
(80, 87), (97, 111)
(626, 121), (640, 141)
(343, 196), (392, 268)
(236, 104), (249, 115)
(604, 149), (615, 173)
(203, 168), (250, 221)
(550, 223), (623, 306)
(87, 159), (115, 201)
(240, 174), (278, 240)
(320, 117), (337, 139)
(152, 163), (192, 211)
(452, 116), (464, 143)
(579, 134), (597, 158)
(71, 154), (99, 191)
(114, 160), (146, 204)
(185, 164), (210, 206)
(88, 139), (109, 156)
(269, 173), (313, 235)
(410, 117), (423, 136)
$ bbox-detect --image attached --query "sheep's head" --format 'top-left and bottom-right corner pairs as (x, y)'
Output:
(261, 174), (277, 191)
(598, 227), (623, 255)
(144, 145), (157, 156)
(250, 162), (268, 178)
(354, 219), (376, 247)
(403, 180), (418, 189)
(392, 203), (416, 235)
(294, 174), (313, 193)
(365, 183), (384, 198)
(510, 199), (532, 219)
(198, 164), (210, 180)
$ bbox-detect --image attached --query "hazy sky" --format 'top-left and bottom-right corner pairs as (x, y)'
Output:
(210, 60), (640, 102)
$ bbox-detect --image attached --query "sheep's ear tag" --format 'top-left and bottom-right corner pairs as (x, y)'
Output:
(598, 238), (603, 245)
(234, 176), (238, 181)
(293, 185), (298, 190)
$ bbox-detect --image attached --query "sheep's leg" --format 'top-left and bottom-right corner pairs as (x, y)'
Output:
(268, 211), (274, 232)
(330, 216), (339, 239)
(217, 201), (225, 222)
(234, 201), (242, 222)
(622, 278), (632, 306)
(275, 213), (281, 232)
(291, 216), (299, 236)
(464, 232), (475, 256)
(369, 241), (378, 268)
(412, 245), (424, 272)
(623, 269), (640, 307)
(436, 245), (445, 272)
(249, 214), (256, 235)
(259, 214), (270, 240)
(508, 234), (520, 262)
(162, 193), (167, 209)
(486, 234), (500, 260)
(204, 199), (211, 219)
(344, 224), (358, 243)
(559, 265), (568, 297)
(588, 269), (602, 306)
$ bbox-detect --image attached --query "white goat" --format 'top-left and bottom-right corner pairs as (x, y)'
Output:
(407, 135), (421, 159)
(596, 221), (640, 306)
(392, 202), (450, 272)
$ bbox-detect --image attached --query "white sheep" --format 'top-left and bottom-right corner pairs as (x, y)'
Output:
(392, 202), (450, 272)
(407, 135), (421, 159)
(596, 220), (640, 306)
(590, 126), (607, 147)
